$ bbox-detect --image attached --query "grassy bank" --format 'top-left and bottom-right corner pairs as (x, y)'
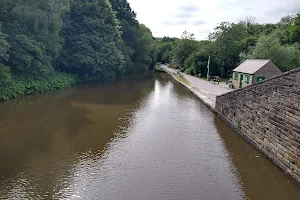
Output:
(0, 69), (152, 101)
(0, 72), (76, 100)
(174, 74), (190, 85)
(154, 64), (165, 71)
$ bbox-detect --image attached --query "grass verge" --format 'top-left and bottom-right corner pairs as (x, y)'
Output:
(154, 64), (164, 71)
(174, 74), (190, 85)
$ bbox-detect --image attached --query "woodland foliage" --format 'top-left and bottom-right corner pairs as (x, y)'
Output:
(0, 0), (157, 100)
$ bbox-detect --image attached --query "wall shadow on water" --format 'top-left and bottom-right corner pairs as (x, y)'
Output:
(213, 116), (300, 200)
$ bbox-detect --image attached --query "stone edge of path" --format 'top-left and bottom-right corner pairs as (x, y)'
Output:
(164, 70), (217, 113)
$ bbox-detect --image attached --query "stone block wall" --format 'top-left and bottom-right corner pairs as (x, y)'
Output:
(216, 68), (300, 184)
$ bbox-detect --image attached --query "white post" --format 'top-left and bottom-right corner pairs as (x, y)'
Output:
(207, 56), (211, 81)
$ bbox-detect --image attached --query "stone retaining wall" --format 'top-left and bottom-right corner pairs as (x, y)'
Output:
(216, 68), (300, 184)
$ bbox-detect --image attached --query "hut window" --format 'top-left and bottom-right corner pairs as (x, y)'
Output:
(256, 76), (265, 82)
(245, 75), (250, 84)
(234, 72), (238, 80)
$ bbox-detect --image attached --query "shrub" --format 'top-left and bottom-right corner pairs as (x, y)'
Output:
(0, 72), (76, 100)
(184, 67), (195, 75)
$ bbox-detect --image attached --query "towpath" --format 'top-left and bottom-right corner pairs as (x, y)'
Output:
(160, 64), (233, 109)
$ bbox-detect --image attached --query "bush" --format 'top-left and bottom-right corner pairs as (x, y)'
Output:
(184, 67), (195, 75)
(0, 72), (76, 100)
(169, 60), (180, 69)
(161, 51), (172, 63)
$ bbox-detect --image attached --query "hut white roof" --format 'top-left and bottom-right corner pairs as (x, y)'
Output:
(233, 59), (271, 74)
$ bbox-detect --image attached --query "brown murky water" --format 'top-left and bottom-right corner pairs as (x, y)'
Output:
(0, 73), (299, 200)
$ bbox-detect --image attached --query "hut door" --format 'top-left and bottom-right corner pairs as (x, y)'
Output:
(239, 74), (243, 88)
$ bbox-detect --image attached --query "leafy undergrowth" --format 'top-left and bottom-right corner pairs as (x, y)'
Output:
(0, 72), (76, 100)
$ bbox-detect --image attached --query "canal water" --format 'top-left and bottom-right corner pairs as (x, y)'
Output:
(0, 73), (299, 200)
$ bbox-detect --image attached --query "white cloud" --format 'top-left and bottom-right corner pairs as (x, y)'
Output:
(163, 19), (189, 26)
(127, 0), (300, 40)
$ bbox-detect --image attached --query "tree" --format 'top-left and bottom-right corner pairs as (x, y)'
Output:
(160, 36), (177, 43)
(10, 34), (52, 75)
(110, 0), (137, 25)
(172, 31), (198, 68)
(0, 26), (9, 65)
(157, 42), (173, 62)
(181, 31), (195, 40)
(1, 0), (69, 68)
(0, 0), (72, 77)
(0, 0), (159, 100)
(183, 41), (219, 76)
(239, 16), (260, 36)
(245, 33), (300, 71)
(289, 14), (300, 43)
(0, 26), (10, 81)
(110, 0), (156, 73)
(161, 51), (173, 63)
(210, 22), (247, 77)
(280, 15), (294, 25)
(184, 50), (209, 76)
(0, 0), (77, 100)
(59, 0), (124, 80)
(131, 24), (157, 71)
(110, 0), (137, 72)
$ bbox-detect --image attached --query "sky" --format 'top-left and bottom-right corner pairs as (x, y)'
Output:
(127, 0), (300, 40)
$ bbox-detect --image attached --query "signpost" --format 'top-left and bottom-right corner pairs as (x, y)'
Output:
(207, 56), (211, 81)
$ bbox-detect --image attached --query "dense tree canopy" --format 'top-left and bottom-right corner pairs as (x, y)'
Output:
(110, 0), (156, 73)
(59, 0), (124, 80)
(0, 0), (157, 100)
(0, 0), (69, 73)
(172, 31), (199, 67)
(243, 33), (300, 71)
(289, 14), (300, 44)
(157, 42), (173, 63)
(209, 22), (247, 77)
(131, 24), (157, 70)
(0, 26), (10, 81)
